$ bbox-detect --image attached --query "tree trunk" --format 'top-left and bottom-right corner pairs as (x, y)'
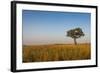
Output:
(74, 38), (77, 45)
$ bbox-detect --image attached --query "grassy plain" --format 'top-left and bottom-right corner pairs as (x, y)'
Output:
(23, 43), (91, 63)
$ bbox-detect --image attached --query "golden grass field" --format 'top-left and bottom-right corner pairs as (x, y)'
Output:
(23, 43), (91, 63)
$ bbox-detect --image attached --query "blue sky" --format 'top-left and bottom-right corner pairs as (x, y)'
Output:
(22, 10), (91, 45)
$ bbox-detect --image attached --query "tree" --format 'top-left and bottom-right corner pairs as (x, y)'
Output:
(67, 28), (84, 45)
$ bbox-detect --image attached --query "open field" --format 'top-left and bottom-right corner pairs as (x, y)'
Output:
(23, 43), (91, 63)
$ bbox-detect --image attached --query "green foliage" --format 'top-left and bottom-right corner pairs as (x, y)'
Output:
(67, 28), (84, 45)
(67, 28), (84, 38)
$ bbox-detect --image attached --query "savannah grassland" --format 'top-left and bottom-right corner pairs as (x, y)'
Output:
(23, 43), (91, 63)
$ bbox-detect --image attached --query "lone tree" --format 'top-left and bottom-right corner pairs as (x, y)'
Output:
(67, 28), (84, 45)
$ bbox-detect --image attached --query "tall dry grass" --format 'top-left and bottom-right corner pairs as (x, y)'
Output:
(23, 43), (91, 63)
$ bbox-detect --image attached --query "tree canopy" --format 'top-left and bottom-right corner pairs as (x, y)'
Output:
(67, 28), (84, 45)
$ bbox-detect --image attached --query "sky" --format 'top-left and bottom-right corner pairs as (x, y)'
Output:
(22, 10), (91, 45)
